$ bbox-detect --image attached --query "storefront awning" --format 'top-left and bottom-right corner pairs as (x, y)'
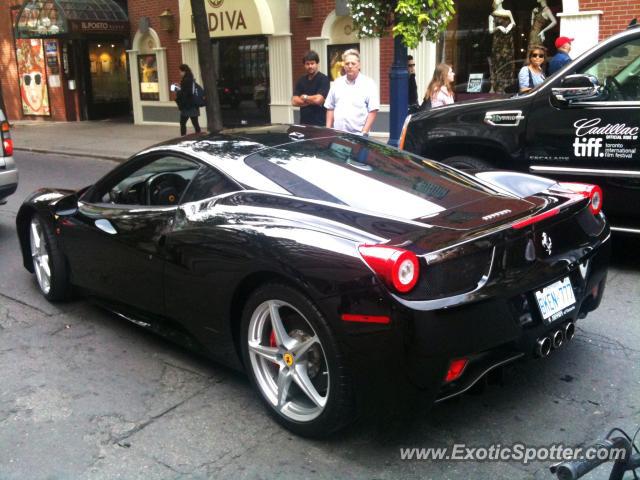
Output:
(14, 0), (129, 38)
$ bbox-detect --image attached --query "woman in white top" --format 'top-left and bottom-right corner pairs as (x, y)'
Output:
(424, 63), (455, 108)
(518, 46), (547, 93)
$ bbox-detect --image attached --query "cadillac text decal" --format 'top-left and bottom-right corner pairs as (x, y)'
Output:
(572, 118), (638, 159)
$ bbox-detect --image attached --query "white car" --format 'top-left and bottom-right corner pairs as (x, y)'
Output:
(0, 108), (18, 205)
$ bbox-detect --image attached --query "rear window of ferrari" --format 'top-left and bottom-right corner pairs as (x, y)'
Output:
(244, 136), (499, 219)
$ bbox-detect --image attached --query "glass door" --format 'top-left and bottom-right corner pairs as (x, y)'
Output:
(212, 36), (270, 127)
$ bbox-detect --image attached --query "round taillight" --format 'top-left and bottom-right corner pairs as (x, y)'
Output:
(358, 245), (420, 294)
(589, 186), (603, 215)
(392, 251), (419, 293)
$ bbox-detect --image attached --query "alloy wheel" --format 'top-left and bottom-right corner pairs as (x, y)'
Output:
(29, 218), (51, 295)
(247, 299), (330, 423)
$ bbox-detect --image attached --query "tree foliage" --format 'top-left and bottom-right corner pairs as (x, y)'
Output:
(348, 0), (455, 49)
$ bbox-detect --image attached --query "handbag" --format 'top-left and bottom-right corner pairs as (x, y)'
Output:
(192, 81), (206, 107)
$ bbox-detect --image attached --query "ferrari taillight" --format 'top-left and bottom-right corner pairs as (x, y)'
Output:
(358, 244), (420, 293)
(559, 182), (603, 215)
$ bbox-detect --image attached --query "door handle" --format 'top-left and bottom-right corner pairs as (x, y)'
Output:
(95, 218), (117, 235)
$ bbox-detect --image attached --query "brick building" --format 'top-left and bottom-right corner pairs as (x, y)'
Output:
(1, 0), (638, 133)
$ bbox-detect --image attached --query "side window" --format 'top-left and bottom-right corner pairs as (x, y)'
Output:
(97, 155), (199, 206)
(580, 38), (640, 101)
(180, 165), (239, 203)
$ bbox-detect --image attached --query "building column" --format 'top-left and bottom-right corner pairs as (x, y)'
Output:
(179, 39), (207, 126)
(409, 39), (437, 103)
(268, 34), (293, 124)
(558, 0), (602, 57)
(359, 37), (380, 96)
(127, 49), (143, 124)
(153, 47), (169, 102)
(307, 37), (330, 75)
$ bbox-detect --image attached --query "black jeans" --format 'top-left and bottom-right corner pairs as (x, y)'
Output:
(180, 115), (201, 136)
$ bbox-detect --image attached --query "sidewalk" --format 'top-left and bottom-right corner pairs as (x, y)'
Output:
(11, 119), (391, 162)
(11, 119), (182, 162)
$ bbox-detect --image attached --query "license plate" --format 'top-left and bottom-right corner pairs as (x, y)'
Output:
(535, 277), (576, 322)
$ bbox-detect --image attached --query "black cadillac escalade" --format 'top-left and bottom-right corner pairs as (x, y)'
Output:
(402, 25), (640, 234)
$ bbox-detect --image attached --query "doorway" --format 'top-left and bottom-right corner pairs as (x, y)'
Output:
(212, 36), (270, 127)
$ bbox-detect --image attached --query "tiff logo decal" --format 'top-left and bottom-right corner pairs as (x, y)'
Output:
(573, 137), (603, 157)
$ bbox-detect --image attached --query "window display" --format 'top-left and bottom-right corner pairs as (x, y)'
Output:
(138, 54), (159, 101)
(442, 0), (561, 98)
(88, 42), (128, 105)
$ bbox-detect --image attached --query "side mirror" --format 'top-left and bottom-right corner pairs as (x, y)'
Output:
(53, 193), (78, 216)
(551, 74), (602, 103)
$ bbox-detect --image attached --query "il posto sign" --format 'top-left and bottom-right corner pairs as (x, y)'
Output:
(179, 0), (275, 39)
(69, 20), (129, 35)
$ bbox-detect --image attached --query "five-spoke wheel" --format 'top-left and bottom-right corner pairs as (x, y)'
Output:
(241, 284), (353, 437)
(28, 215), (71, 301)
(30, 217), (51, 295)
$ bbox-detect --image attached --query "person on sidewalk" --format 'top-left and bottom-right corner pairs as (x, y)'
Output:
(174, 64), (201, 136)
(291, 51), (330, 126)
(424, 63), (455, 108)
(519, 46), (547, 93)
(324, 49), (379, 135)
(548, 36), (573, 75)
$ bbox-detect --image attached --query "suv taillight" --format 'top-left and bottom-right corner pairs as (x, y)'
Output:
(1, 121), (12, 157)
(559, 182), (603, 215)
(358, 244), (420, 293)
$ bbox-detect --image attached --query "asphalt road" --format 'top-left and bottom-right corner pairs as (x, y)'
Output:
(1, 151), (639, 480)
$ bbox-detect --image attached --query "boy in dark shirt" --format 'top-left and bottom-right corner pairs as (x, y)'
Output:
(292, 51), (330, 126)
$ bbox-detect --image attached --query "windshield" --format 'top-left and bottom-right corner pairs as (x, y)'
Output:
(244, 136), (499, 220)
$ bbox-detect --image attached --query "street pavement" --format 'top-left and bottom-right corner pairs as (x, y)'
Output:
(0, 149), (639, 479)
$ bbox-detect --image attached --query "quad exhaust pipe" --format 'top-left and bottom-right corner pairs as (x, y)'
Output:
(536, 336), (552, 358)
(564, 321), (575, 341)
(552, 329), (564, 349)
(535, 322), (575, 357)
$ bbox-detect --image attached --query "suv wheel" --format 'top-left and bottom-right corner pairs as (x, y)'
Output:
(443, 156), (492, 171)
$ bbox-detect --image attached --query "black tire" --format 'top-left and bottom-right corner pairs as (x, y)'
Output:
(240, 283), (355, 438)
(443, 155), (493, 171)
(28, 214), (72, 301)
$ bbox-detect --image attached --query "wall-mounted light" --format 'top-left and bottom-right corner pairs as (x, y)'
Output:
(296, 0), (313, 19)
(159, 9), (175, 32)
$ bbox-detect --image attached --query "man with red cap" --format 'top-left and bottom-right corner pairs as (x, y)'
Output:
(548, 36), (574, 75)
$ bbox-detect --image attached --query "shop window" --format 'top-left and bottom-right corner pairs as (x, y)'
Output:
(441, 0), (561, 98)
(138, 54), (159, 101)
(88, 42), (128, 104)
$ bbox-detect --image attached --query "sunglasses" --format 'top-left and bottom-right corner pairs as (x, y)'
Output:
(530, 53), (545, 58)
(408, 63), (416, 67)
(23, 73), (42, 86)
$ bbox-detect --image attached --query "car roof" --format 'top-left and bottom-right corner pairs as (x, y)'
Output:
(141, 124), (347, 193)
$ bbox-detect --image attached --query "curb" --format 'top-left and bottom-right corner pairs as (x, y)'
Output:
(15, 147), (127, 163)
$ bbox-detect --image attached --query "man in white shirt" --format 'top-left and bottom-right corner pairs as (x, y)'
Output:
(324, 49), (379, 135)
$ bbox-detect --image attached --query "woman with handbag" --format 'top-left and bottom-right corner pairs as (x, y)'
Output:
(175, 64), (202, 136)
(518, 47), (547, 93)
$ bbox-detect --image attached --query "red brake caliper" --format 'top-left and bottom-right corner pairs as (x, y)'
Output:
(269, 330), (277, 348)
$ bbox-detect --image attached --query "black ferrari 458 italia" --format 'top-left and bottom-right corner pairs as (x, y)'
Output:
(16, 125), (610, 437)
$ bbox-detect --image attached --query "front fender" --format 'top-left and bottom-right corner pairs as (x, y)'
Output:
(16, 188), (76, 272)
